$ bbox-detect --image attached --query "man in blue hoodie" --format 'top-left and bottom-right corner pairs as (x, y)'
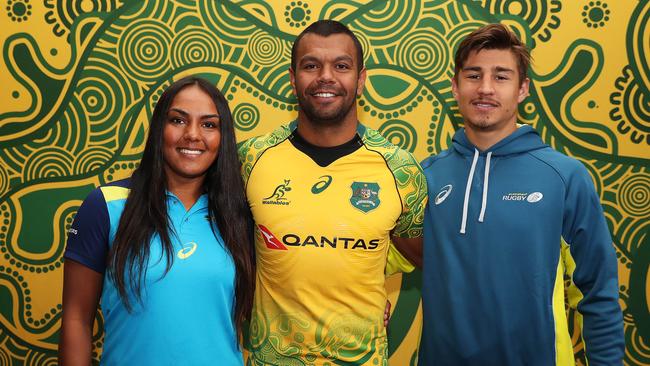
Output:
(419, 24), (624, 366)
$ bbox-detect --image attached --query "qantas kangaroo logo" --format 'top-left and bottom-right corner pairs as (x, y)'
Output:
(258, 224), (287, 250)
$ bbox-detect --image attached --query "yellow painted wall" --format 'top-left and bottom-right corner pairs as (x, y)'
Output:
(0, 1), (648, 365)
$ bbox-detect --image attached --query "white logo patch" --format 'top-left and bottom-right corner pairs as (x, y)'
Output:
(435, 184), (453, 205)
(527, 192), (544, 203)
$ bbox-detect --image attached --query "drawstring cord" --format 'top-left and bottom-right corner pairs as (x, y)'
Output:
(460, 149), (479, 234)
(479, 152), (492, 222)
(460, 149), (492, 234)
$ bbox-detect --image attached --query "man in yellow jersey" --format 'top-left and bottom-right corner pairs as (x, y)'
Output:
(238, 20), (427, 365)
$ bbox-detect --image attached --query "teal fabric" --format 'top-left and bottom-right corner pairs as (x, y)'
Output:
(419, 126), (623, 365)
(65, 179), (243, 365)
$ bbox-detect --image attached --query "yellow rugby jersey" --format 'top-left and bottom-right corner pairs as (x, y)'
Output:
(239, 122), (427, 366)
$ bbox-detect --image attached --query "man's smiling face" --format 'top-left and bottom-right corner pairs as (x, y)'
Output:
(452, 48), (529, 135)
(290, 33), (366, 127)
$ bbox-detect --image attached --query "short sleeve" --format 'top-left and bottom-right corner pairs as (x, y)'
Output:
(393, 159), (428, 238)
(64, 187), (110, 273)
(385, 242), (415, 275)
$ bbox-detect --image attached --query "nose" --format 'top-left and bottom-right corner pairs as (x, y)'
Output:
(183, 121), (201, 141)
(317, 65), (335, 84)
(477, 78), (495, 95)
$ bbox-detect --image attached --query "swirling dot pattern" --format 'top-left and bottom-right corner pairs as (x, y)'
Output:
(170, 27), (222, 69)
(378, 120), (418, 153)
(233, 103), (260, 131)
(618, 174), (650, 217)
(247, 30), (284, 67)
(397, 30), (449, 81)
(117, 19), (173, 82)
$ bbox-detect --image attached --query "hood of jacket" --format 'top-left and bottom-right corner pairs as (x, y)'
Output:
(451, 125), (548, 234)
(452, 124), (547, 157)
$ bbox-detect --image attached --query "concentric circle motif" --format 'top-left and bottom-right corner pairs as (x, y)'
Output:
(24, 350), (58, 366)
(352, 29), (372, 67)
(76, 76), (117, 122)
(73, 146), (114, 174)
(247, 30), (283, 67)
(378, 120), (418, 153)
(618, 174), (650, 217)
(397, 30), (449, 81)
(170, 27), (222, 69)
(629, 224), (650, 355)
(117, 19), (173, 82)
(0, 345), (10, 366)
(0, 163), (9, 197)
(629, 0), (650, 94)
(22, 147), (74, 181)
(248, 312), (269, 349)
(233, 103), (260, 131)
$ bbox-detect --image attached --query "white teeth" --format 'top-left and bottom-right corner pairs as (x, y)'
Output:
(314, 92), (335, 97)
(178, 148), (202, 155)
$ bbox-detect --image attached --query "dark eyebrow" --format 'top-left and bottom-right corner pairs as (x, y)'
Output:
(462, 66), (515, 74)
(461, 66), (482, 72)
(334, 55), (354, 63)
(299, 55), (354, 65)
(169, 108), (219, 119)
(299, 55), (319, 65)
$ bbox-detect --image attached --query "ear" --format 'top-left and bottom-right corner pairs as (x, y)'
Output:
(517, 78), (530, 103)
(356, 67), (367, 96)
(289, 67), (297, 96)
(451, 77), (459, 102)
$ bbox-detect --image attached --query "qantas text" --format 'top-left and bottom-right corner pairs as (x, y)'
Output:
(282, 234), (379, 250)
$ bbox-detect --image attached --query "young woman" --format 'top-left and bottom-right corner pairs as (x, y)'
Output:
(59, 76), (254, 365)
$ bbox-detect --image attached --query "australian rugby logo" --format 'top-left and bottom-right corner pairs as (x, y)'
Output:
(350, 182), (380, 213)
(263, 179), (292, 205)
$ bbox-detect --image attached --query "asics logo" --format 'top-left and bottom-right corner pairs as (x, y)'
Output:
(177, 242), (198, 259)
(435, 184), (453, 205)
(311, 175), (333, 194)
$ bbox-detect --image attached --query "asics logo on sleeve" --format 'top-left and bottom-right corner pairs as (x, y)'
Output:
(435, 184), (453, 205)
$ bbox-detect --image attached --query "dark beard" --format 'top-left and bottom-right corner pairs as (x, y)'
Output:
(297, 90), (357, 126)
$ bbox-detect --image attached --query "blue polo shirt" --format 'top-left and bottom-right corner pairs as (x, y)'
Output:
(64, 179), (243, 365)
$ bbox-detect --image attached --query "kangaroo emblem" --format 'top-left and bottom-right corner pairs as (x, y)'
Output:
(264, 179), (292, 200)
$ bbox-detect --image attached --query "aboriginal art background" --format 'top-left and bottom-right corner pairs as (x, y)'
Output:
(0, 0), (648, 365)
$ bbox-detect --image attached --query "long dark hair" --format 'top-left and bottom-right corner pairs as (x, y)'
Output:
(106, 76), (254, 338)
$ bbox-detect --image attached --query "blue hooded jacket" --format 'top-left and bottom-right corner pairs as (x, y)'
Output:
(419, 126), (623, 366)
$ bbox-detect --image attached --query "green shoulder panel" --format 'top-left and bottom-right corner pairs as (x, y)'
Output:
(237, 123), (294, 185)
(362, 127), (427, 238)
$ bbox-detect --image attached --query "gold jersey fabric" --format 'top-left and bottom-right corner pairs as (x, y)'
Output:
(239, 122), (427, 366)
